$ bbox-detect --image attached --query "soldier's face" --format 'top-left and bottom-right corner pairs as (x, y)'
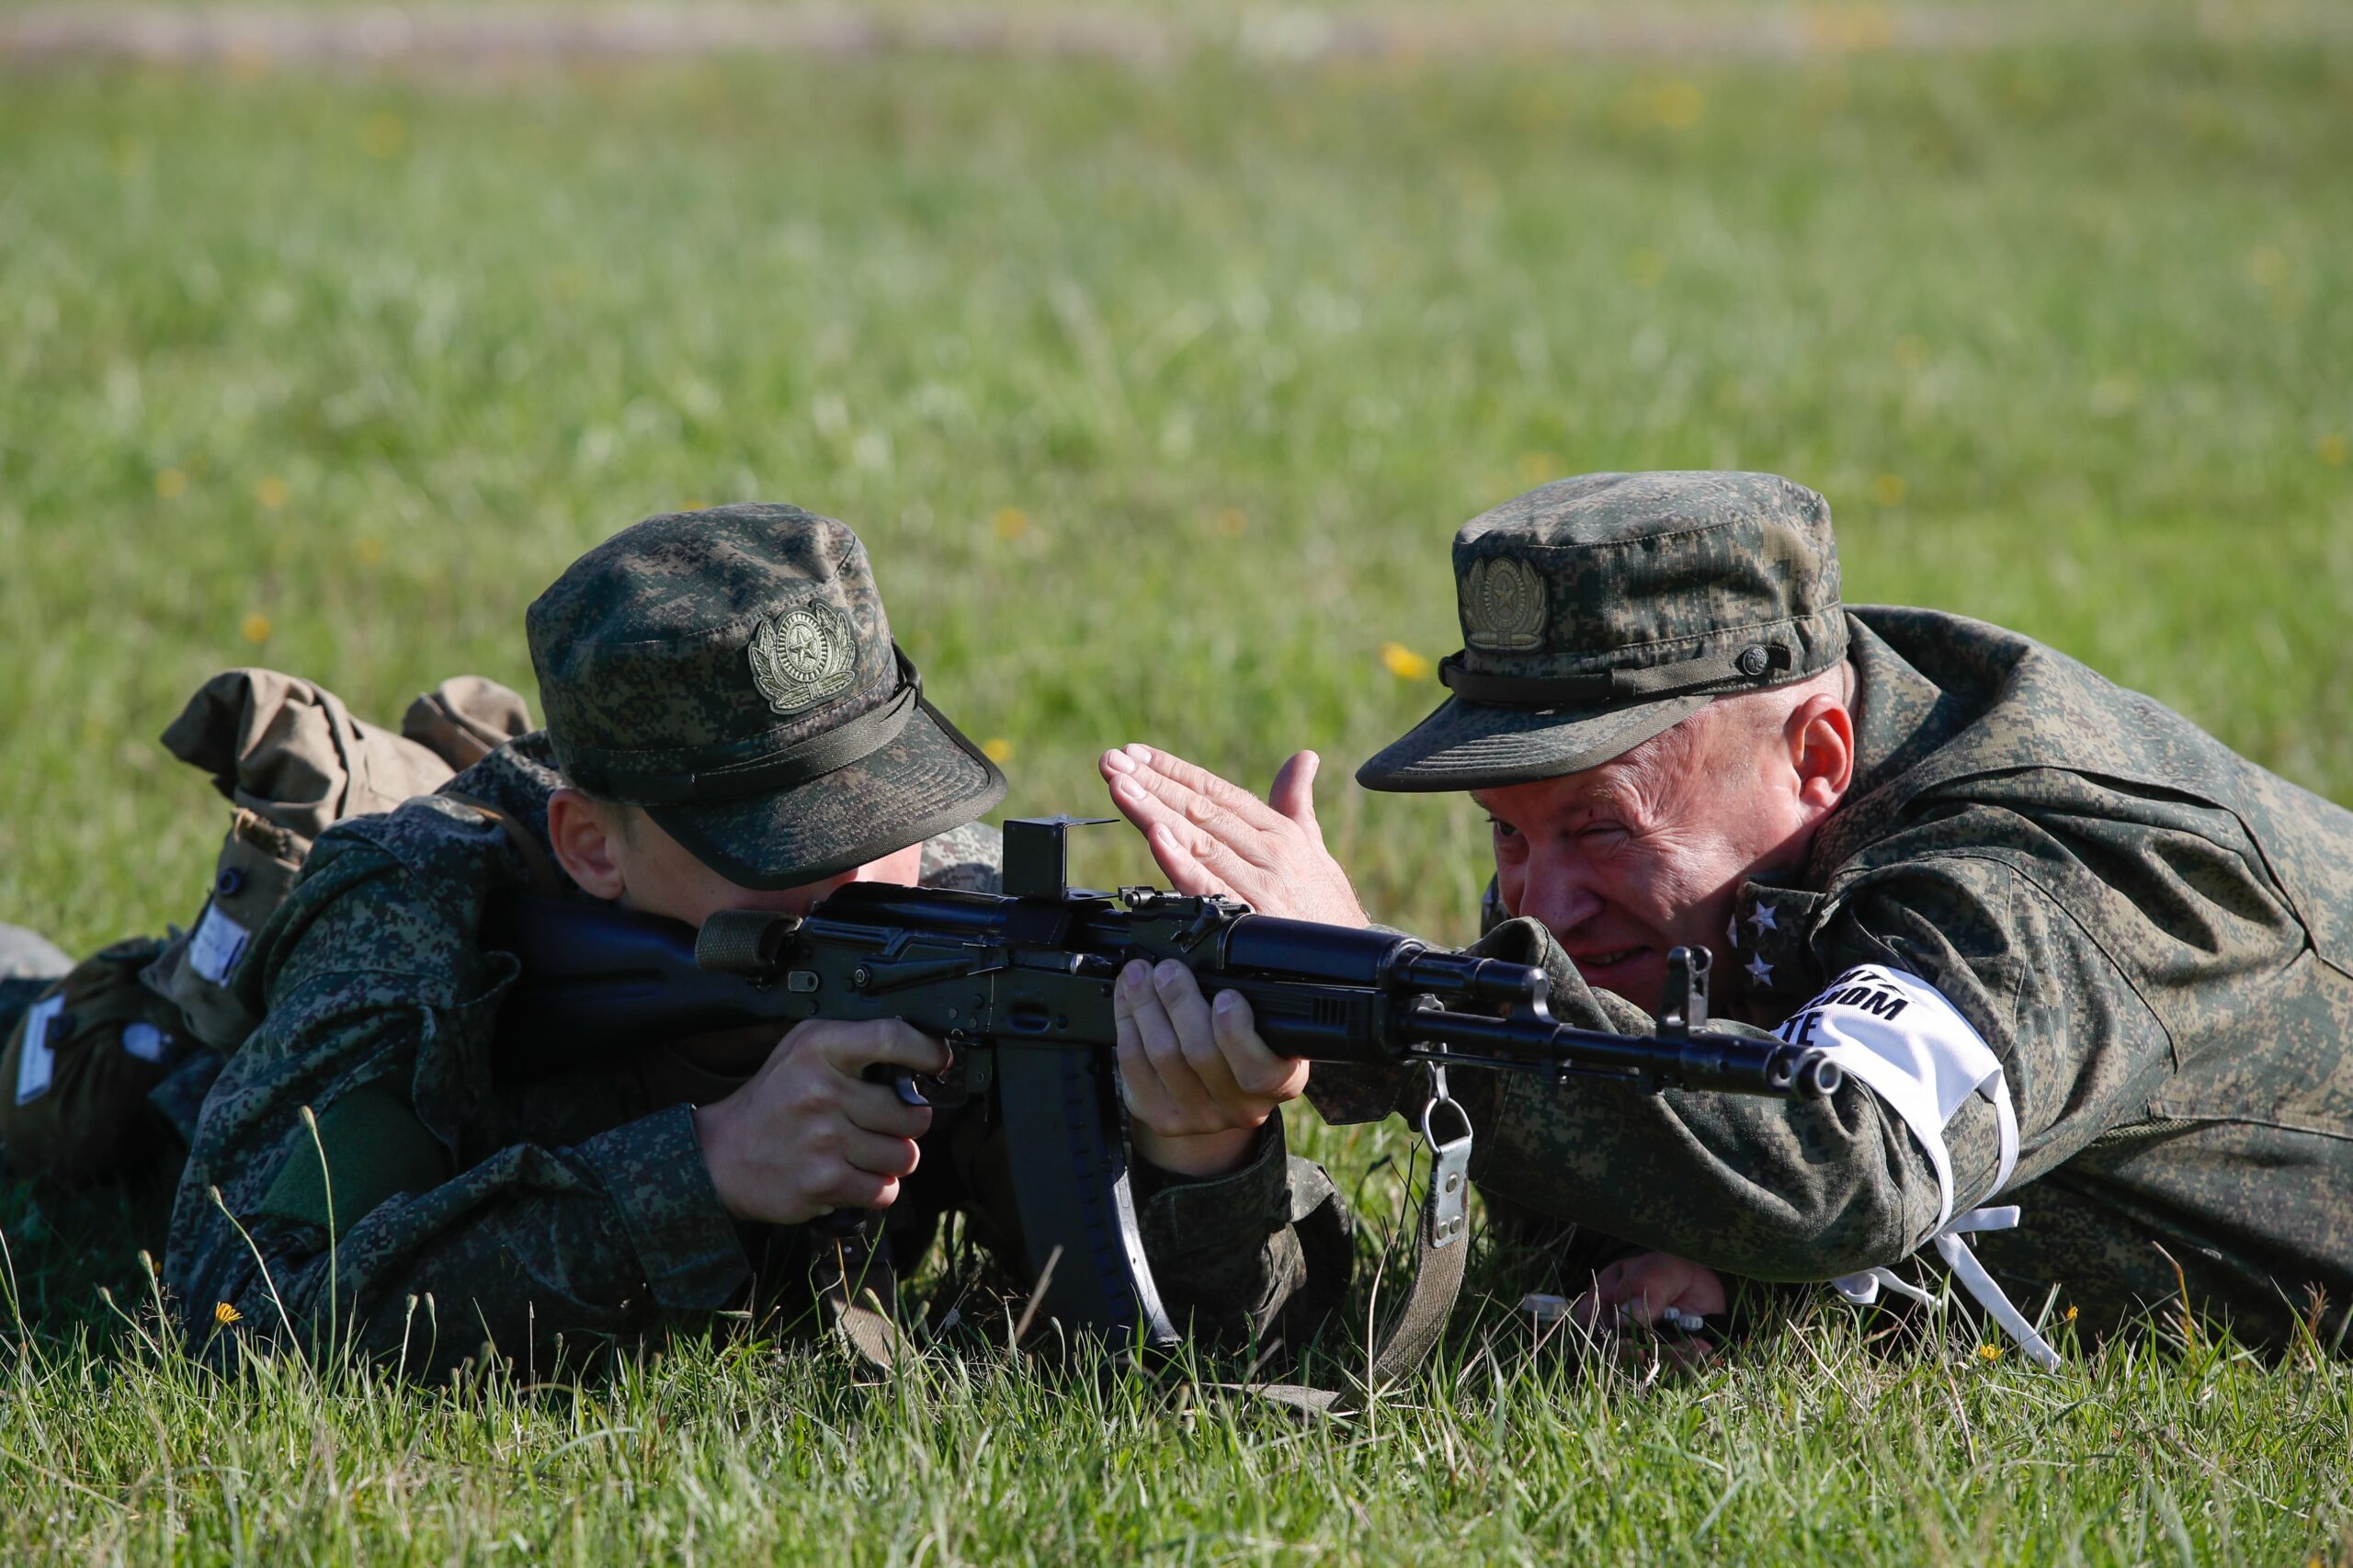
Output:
(618, 818), (926, 930)
(625, 819), (926, 927)
(548, 787), (925, 929)
(1472, 699), (1835, 1010)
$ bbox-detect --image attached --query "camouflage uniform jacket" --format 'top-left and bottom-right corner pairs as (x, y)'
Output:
(165, 734), (1345, 1375)
(1352, 607), (2353, 1349)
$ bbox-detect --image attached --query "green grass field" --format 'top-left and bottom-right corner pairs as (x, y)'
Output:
(3, 15), (2351, 1562)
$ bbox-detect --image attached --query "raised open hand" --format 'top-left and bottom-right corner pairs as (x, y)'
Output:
(1097, 744), (1369, 927)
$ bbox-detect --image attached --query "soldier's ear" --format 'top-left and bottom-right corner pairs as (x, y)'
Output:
(548, 787), (629, 900)
(1787, 693), (1854, 815)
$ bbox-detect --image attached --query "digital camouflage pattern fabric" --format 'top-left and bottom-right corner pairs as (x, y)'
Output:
(528, 504), (1006, 890)
(1358, 472), (1848, 790)
(164, 737), (1347, 1377)
(1340, 608), (2353, 1352)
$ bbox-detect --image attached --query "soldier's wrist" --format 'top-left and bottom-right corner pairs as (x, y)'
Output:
(1131, 1120), (1261, 1179)
(689, 1098), (754, 1221)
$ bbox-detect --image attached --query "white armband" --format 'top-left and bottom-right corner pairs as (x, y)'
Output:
(1778, 965), (2057, 1369)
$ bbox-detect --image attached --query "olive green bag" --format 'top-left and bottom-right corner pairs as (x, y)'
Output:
(0, 670), (530, 1188)
(143, 669), (532, 1051)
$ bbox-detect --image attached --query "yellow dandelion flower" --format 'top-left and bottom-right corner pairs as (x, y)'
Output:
(214, 1301), (243, 1326)
(992, 506), (1029, 540)
(2318, 434), (2347, 468)
(255, 476), (290, 510)
(1381, 642), (1434, 681)
(1870, 473), (1907, 507)
(1213, 507), (1248, 539)
(1976, 1343), (2004, 1361)
(154, 467), (188, 499)
(982, 737), (1014, 764)
(2065, 1304), (2079, 1322)
(355, 536), (386, 566)
(241, 613), (272, 644)
(1653, 81), (1703, 131)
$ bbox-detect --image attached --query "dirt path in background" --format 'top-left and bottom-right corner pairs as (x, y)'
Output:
(3, 2), (2343, 71)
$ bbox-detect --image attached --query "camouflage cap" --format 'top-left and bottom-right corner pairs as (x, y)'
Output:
(528, 504), (1006, 888)
(1358, 472), (1847, 791)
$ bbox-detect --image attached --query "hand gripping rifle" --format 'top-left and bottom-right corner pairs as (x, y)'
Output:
(491, 817), (1840, 1353)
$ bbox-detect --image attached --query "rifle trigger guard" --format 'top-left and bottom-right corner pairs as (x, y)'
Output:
(1418, 1064), (1475, 1251)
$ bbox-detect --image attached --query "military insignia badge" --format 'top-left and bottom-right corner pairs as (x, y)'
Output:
(1461, 555), (1547, 650)
(748, 600), (858, 716)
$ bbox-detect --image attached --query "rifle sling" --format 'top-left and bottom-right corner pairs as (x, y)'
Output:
(813, 1220), (909, 1372)
(1225, 1067), (1472, 1419)
(442, 794), (568, 901)
(808, 1070), (1472, 1412)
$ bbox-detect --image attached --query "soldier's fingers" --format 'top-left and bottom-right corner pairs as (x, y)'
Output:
(1113, 962), (1161, 1079)
(840, 1130), (923, 1179)
(1124, 960), (1217, 1107)
(1154, 961), (1241, 1102)
(1114, 767), (1288, 870)
(1267, 751), (1324, 832)
(808, 1017), (949, 1077)
(1104, 782), (1235, 895)
(825, 1170), (900, 1210)
(1121, 745), (1294, 835)
(1211, 990), (1307, 1100)
(1113, 1038), (1182, 1129)
(1146, 821), (1274, 906)
(843, 1081), (933, 1140)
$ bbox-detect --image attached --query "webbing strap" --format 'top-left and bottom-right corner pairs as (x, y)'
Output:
(1229, 1069), (1475, 1418)
(443, 794), (567, 901)
(812, 1219), (910, 1371)
(808, 1071), (1479, 1411)
(1438, 641), (1791, 709)
(562, 649), (922, 806)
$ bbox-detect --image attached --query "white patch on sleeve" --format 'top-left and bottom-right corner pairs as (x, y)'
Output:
(1780, 964), (2058, 1370)
(188, 901), (253, 985)
(1770, 963), (2018, 1228)
(15, 994), (63, 1105)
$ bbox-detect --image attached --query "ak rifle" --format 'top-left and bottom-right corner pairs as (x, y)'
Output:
(491, 817), (1840, 1347)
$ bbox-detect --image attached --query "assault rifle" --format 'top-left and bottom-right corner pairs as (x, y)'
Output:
(490, 817), (1840, 1349)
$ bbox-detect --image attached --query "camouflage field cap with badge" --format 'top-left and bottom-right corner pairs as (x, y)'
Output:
(529, 503), (1006, 887)
(1358, 471), (1849, 791)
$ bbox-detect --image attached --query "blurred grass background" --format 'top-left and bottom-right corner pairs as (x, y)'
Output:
(1, 9), (2350, 1561)
(4, 20), (2347, 960)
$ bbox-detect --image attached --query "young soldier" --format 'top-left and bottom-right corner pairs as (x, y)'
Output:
(1102, 471), (2353, 1360)
(166, 503), (1342, 1374)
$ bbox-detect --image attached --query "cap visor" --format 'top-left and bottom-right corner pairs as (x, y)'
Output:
(648, 696), (1007, 889)
(1356, 692), (1711, 793)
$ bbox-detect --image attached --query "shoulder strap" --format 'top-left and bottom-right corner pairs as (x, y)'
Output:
(810, 1213), (910, 1370)
(800, 1073), (1477, 1403)
(441, 794), (567, 902)
(1231, 1065), (1474, 1417)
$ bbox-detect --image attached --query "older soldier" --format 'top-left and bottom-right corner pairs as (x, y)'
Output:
(169, 504), (1337, 1374)
(1103, 470), (2353, 1360)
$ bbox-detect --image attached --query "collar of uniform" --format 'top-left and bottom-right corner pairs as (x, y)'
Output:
(1720, 877), (1824, 1009)
(1812, 610), (1979, 878)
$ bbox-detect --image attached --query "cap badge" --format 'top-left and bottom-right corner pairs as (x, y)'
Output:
(1461, 556), (1547, 651)
(748, 600), (857, 716)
